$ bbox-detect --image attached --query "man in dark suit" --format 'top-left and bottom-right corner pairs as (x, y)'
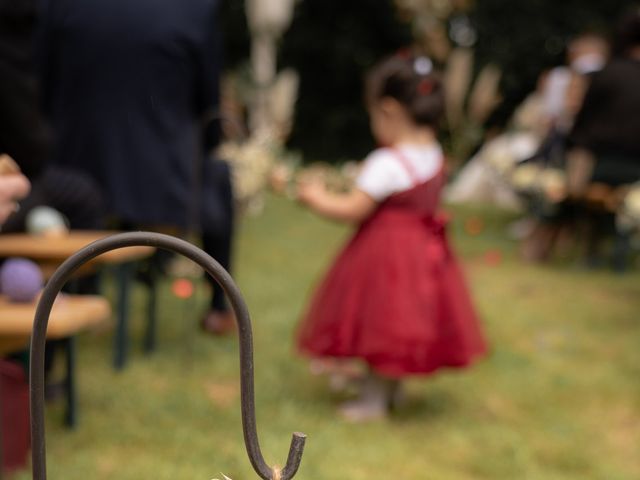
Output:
(40, 0), (235, 333)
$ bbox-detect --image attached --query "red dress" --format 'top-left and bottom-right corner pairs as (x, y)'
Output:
(297, 153), (487, 378)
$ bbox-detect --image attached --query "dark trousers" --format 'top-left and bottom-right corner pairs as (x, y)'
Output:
(591, 154), (640, 186)
(122, 158), (235, 313)
(203, 227), (233, 312)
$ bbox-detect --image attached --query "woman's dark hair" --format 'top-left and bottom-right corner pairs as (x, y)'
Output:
(613, 7), (640, 57)
(365, 52), (445, 128)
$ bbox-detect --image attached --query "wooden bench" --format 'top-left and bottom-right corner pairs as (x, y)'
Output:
(0, 294), (111, 428)
(0, 231), (155, 369)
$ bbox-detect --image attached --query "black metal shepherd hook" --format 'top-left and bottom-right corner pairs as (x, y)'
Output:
(29, 232), (306, 480)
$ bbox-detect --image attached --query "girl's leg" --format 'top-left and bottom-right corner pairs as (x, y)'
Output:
(308, 358), (365, 393)
(338, 370), (401, 422)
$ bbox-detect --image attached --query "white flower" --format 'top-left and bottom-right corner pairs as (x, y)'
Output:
(218, 136), (290, 215)
(486, 149), (514, 175)
(618, 183), (640, 233)
(510, 164), (542, 191)
(624, 185), (640, 217)
(539, 168), (567, 200)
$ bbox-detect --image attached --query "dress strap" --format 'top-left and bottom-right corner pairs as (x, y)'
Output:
(391, 148), (420, 184)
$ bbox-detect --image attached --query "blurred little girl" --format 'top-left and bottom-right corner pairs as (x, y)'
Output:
(296, 52), (487, 421)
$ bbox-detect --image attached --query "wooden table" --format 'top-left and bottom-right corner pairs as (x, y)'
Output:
(0, 230), (153, 269)
(0, 231), (156, 369)
(0, 295), (111, 428)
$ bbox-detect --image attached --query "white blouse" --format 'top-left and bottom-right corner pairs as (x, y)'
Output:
(356, 144), (443, 201)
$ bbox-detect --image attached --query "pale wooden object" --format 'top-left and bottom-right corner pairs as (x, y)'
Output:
(0, 230), (154, 264)
(0, 294), (111, 354)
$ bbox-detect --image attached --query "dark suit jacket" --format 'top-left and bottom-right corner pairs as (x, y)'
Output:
(0, 0), (50, 178)
(40, 0), (226, 229)
(570, 58), (640, 159)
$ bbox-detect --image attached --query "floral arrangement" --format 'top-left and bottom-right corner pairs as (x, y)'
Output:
(219, 131), (363, 216)
(481, 132), (567, 207)
(508, 163), (567, 218)
(616, 182), (640, 238)
(510, 164), (566, 199)
(270, 160), (361, 199)
(218, 135), (299, 215)
(296, 161), (360, 193)
(483, 134), (539, 176)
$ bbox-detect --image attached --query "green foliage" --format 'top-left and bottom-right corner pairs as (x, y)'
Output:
(279, 0), (412, 162)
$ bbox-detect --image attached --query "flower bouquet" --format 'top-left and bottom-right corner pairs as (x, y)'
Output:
(616, 182), (640, 241)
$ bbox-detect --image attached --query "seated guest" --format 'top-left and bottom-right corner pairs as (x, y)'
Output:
(569, 9), (640, 188)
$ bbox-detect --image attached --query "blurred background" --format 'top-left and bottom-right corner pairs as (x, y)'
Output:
(1, 0), (640, 479)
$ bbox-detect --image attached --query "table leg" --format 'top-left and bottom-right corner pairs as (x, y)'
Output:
(612, 231), (631, 273)
(143, 266), (158, 354)
(114, 262), (134, 370)
(63, 337), (77, 428)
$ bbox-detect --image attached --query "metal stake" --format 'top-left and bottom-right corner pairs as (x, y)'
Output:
(29, 232), (306, 480)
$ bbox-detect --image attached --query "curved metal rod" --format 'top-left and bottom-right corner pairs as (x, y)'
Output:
(29, 231), (306, 480)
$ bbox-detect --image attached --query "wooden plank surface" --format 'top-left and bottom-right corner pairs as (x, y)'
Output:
(0, 231), (154, 264)
(0, 294), (111, 339)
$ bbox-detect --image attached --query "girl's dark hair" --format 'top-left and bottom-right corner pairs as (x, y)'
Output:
(366, 52), (445, 128)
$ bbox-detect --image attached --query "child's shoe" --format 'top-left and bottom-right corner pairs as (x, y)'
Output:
(338, 373), (400, 422)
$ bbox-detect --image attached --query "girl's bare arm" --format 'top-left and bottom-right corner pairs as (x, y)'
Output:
(297, 180), (377, 224)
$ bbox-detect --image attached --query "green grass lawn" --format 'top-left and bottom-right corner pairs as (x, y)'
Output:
(14, 194), (640, 480)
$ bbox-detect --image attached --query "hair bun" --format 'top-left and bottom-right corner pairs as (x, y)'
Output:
(366, 53), (445, 127)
